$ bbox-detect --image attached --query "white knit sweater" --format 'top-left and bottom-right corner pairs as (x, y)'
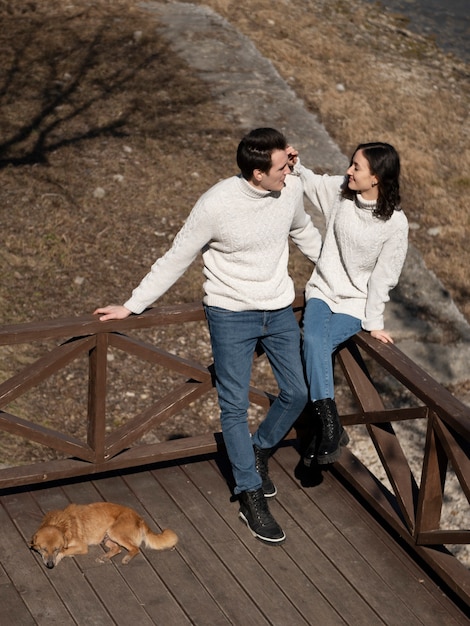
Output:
(124, 174), (322, 313)
(293, 161), (409, 330)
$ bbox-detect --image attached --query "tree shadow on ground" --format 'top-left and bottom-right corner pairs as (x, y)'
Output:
(0, 6), (212, 168)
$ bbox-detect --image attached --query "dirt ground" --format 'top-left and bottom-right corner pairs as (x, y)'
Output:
(1, 0), (469, 325)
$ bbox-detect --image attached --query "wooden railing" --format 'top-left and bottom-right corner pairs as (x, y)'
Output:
(0, 294), (469, 605)
(331, 334), (470, 606)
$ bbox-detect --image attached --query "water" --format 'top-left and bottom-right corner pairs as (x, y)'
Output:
(364, 0), (469, 63)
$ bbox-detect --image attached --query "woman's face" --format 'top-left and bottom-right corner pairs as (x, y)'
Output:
(346, 149), (379, 200)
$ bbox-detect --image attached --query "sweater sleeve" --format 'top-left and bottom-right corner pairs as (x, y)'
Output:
(362, 215), (409, 331)
(292, 160), (344, 218)
(124, 199), (213, 314)
(289, 197), (323, 263)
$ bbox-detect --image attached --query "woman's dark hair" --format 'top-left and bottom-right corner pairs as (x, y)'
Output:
(341, 142), (401, 220)
(236, 128), (287, 180)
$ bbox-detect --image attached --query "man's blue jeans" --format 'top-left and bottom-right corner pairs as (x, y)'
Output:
(205, 305), (308, 494)
(302, 298), (361, 402)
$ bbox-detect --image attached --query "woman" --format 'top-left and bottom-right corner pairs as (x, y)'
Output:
(289, 142), (409, 466)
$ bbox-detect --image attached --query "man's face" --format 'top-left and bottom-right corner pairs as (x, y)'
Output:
(254, 149), (291, 192)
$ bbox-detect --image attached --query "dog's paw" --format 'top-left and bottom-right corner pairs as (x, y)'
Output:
(96, 555), (111, 564)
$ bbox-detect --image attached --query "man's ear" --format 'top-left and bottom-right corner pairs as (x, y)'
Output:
(253, 169), (264, 182)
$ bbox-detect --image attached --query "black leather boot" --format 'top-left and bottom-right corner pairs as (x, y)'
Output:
(303, 398), (348, 466)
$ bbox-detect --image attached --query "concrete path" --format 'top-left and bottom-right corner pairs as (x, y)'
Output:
(141, 1), (470, 393)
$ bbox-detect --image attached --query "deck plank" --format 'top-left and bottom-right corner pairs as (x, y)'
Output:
(93, 471), (229, 626)
(165, 459), (318, 625)
(278, 444), (468, 625)
(0, 562), (36, 626)
(124, 468), (245, 626)
(0, 443), (468, 625)
(0, 494), (75, 625)
(183, 456), (350, 625)
(150, 462), (289, 625)
(237, 451), (389, 625)
(309, 464), (465, 624)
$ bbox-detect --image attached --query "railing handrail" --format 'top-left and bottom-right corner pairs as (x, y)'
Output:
(353, 331), (470, 438)
(0, 301), (207, 345)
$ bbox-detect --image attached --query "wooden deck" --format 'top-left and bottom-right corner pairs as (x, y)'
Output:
(1, 441), (468, 626)
(1, 301), (469, 624)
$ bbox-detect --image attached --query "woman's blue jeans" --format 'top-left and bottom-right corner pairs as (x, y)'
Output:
(302, 298), (361, 402)
(205, 305), (308, 494)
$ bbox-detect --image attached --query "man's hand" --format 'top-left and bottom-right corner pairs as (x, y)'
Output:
(93, 305), (132, 321)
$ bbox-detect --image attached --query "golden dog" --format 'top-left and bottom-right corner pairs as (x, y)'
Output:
(30, 502), (178, 568)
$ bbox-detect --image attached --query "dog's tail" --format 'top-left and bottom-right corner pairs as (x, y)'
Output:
(142, 525), (178, 551)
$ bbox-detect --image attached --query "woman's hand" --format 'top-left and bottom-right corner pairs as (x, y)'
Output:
(370, 329), (394, 344)
(286, 145), (299, 169)
(93, 305), (132, 322)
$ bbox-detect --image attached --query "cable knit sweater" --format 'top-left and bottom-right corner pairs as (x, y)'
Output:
(293, 161), (409, 331)
(124, 174), (322, 314)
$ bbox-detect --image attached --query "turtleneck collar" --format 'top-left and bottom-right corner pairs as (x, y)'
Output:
(355, 193), (377, 211)
(238, 175), (282, 199)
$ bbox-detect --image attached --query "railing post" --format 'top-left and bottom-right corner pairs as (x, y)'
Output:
(337, 342), (418, 533)
(87, 332), (109, 462)
(415, 411), (447, 539)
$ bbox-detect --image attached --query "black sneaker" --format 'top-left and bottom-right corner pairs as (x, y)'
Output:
(253, 445), (277, 497)
(253, 446), (277, 498)
(238, 488), (286, 544)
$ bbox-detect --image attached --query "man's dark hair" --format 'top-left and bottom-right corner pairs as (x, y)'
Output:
(236, 128), (287, 180)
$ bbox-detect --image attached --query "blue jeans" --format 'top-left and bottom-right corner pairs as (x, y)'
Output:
(205, 305), (308, 494)
(302, 298), (361, 402)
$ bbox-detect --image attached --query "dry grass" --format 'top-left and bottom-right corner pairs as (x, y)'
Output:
(0, 0), (238, 323)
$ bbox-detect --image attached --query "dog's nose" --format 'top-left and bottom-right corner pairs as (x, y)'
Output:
(46, 561), (55, 569)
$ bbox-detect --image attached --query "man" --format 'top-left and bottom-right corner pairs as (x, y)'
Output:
(94, 128), (322, 543)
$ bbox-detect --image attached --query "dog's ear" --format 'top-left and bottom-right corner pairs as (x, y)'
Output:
(29, 535), (36, 549)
